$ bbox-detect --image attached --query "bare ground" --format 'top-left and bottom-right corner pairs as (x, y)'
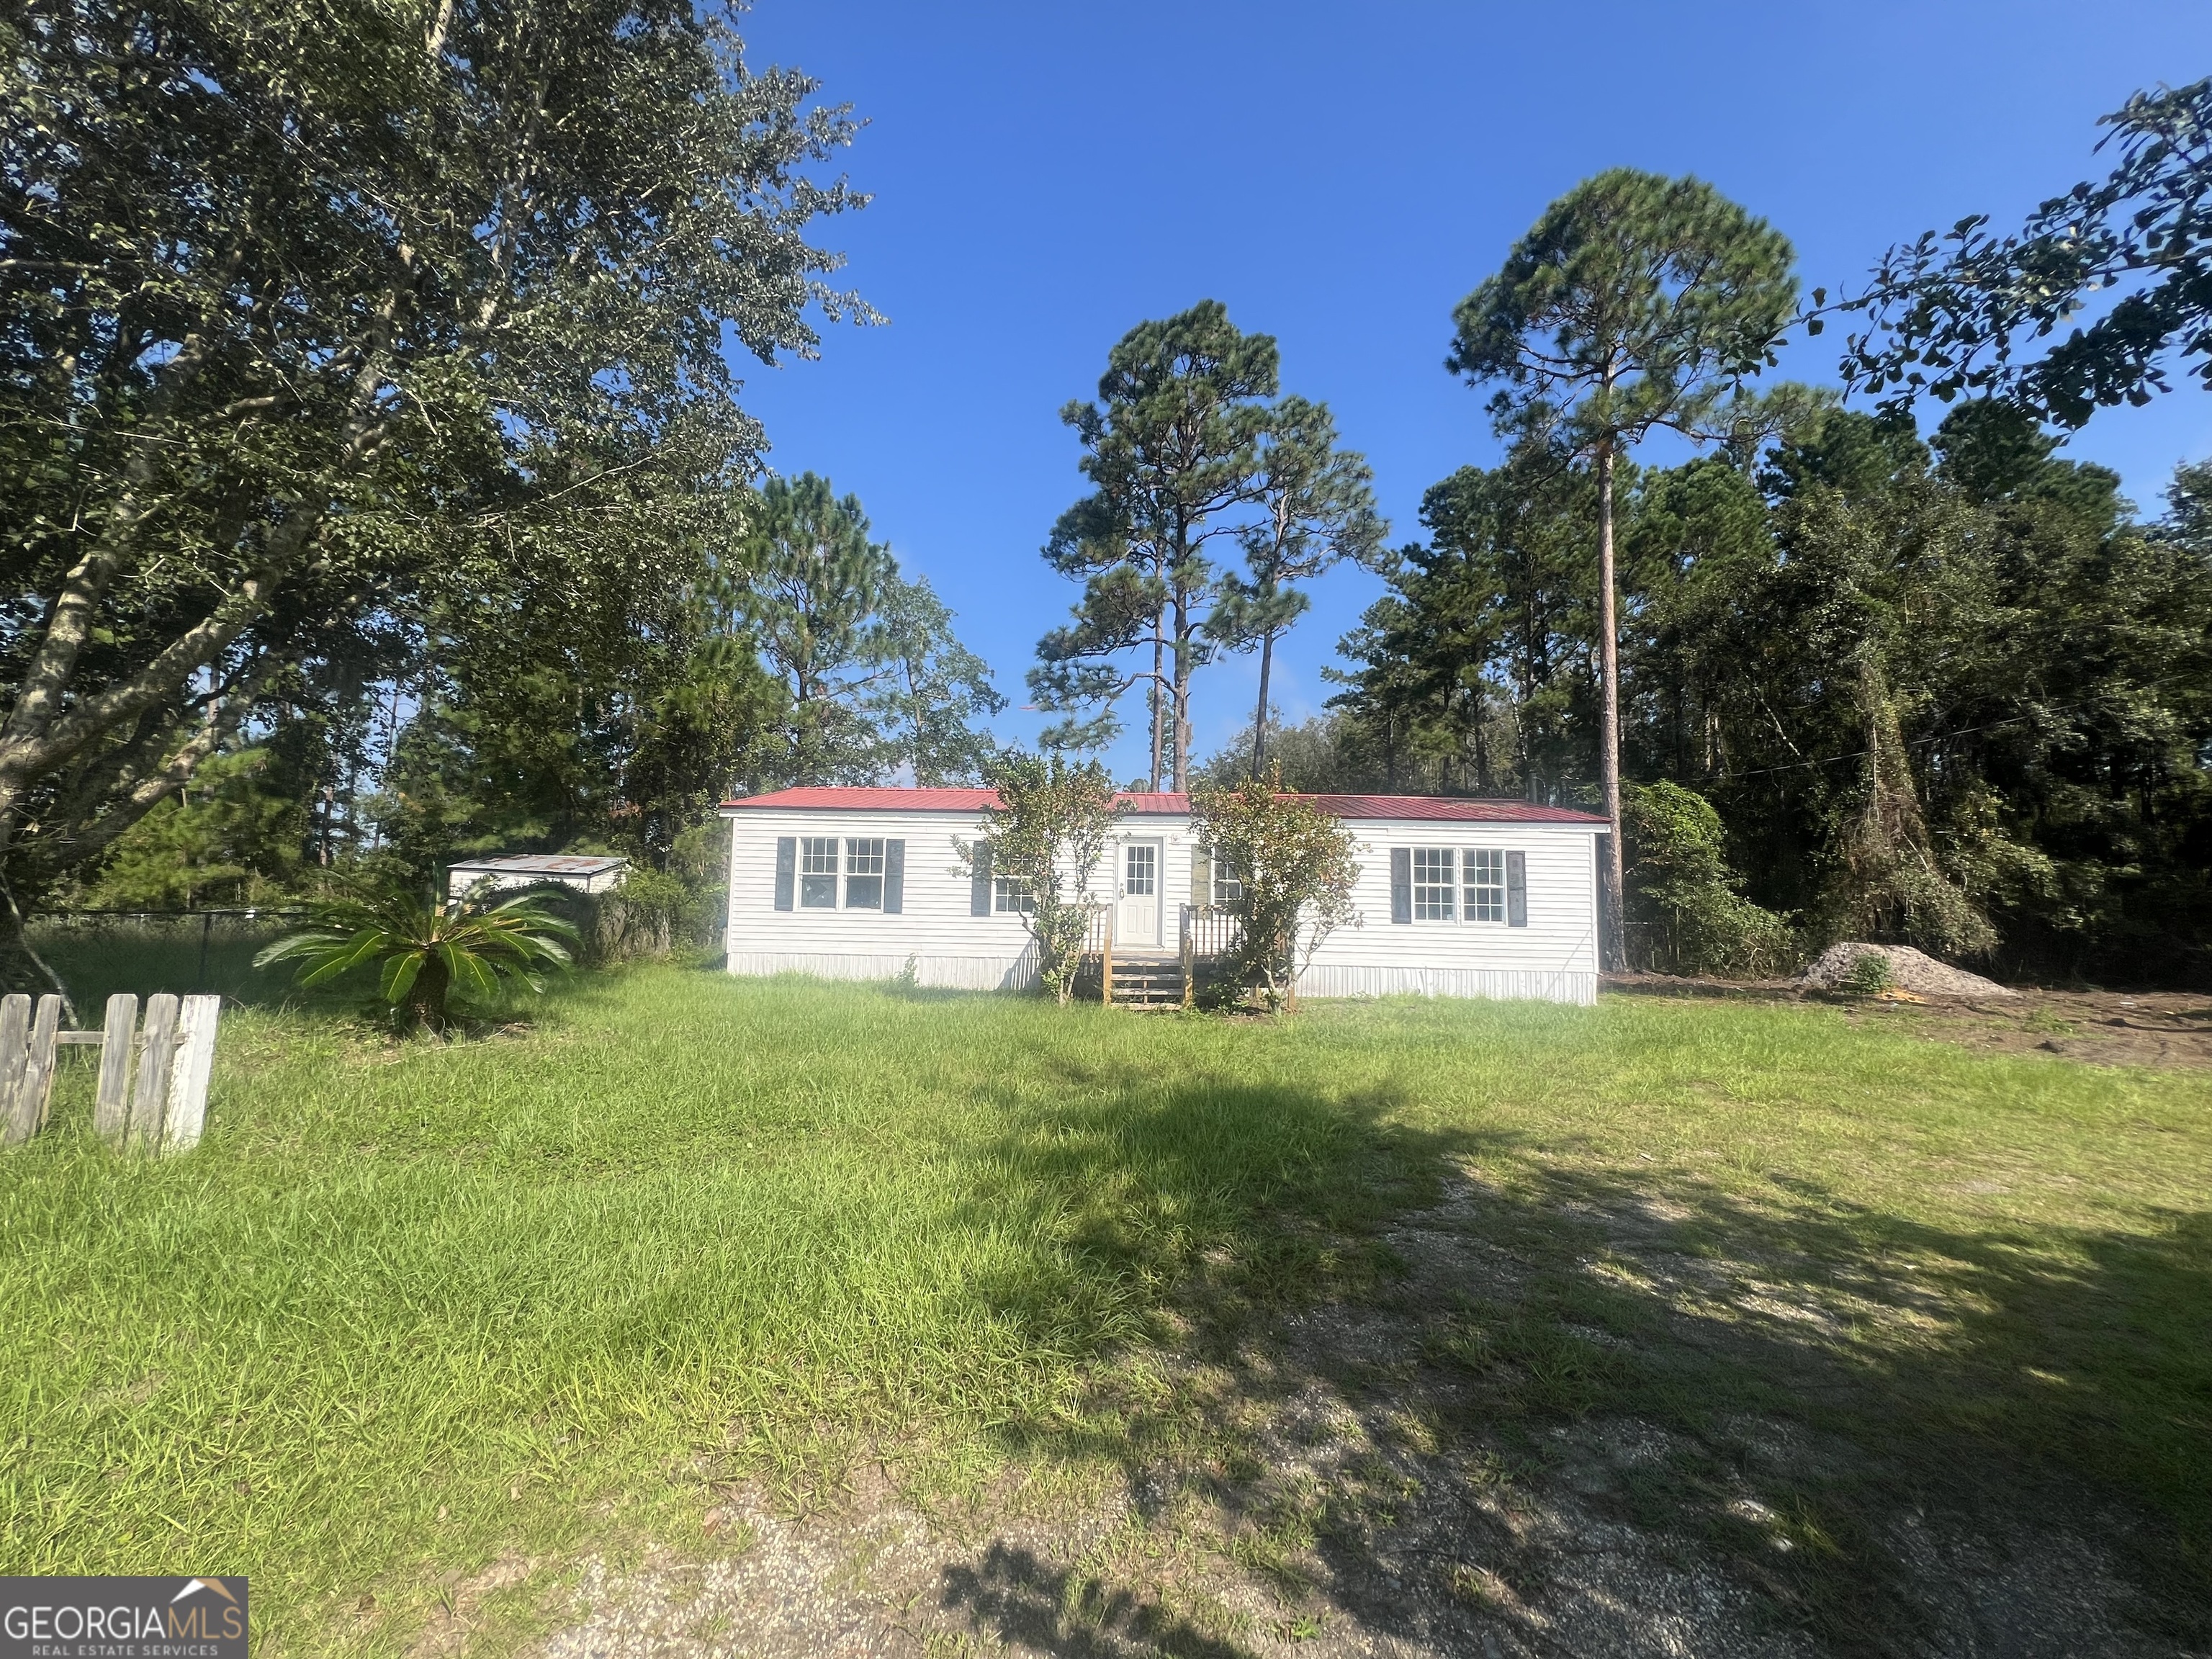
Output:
(1604, 974), (2212, 1071)
(516, 1159), (2201, 1659)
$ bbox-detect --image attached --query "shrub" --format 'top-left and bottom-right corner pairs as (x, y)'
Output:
(592, 868), (698, 961)
(1840, 950), (1895, 997)
(972, 752), (1123, 1004)
(1190, 775), (1361, 1011)
(1623, 781), (1798, 978)
(255, 886), (577, 1028)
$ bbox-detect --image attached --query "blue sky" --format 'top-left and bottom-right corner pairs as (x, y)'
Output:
(730, 1), (2212, 785)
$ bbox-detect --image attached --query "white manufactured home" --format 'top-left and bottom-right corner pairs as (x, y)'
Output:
(719, 786), (1607, 1005)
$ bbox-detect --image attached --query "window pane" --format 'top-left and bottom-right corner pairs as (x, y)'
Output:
(1413, 847), (1455, 921)
(1465, 848), (1505, 923)
(799, 837), (840, 907)
(1213, 864), (1245, 906)
(1124, 844), (1156, 896)
(994, 877), (1035, 914)
(845, 838), (885, 909)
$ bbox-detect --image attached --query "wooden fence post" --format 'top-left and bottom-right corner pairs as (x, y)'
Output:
(21, 996), (61, 1133)
(163, 996), (220, 1152)
(127, 993), (180, 1152)
(93, 994), (138, 1146)
(0, 994), (31, 1146)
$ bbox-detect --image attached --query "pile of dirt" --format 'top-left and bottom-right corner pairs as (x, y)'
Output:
(1800, 941), (2018, 999)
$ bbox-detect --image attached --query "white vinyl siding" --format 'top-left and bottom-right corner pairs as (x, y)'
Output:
(726, 806), (1599, 1004)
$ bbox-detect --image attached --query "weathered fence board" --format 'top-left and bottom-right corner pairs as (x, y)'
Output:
(93, 993), (138, 1146)
(127, 993), (179, 1152)
(163, 996), (220, 1152)
(0, 994), (32, 1146)
(22, 994), (60, 1131)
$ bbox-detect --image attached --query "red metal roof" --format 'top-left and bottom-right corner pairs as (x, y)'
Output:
(719, 786), (1605, 824)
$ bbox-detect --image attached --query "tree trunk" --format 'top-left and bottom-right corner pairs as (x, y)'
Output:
(407, 953), (453, 1030)
(1249, 630), (1276, 781)
(1148, 619), (1165, 793)
(1172, 656), (1193, 793)
(0, 881), (76, 1022)
(1596, 439), (1627, 973)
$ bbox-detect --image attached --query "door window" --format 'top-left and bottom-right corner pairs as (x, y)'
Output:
(1123, 843), (1156, 896)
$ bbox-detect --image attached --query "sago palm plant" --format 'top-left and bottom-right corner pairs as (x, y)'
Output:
(256, 885), (578, 1028)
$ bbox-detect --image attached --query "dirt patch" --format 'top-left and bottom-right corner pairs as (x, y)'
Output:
(1608, 972), (2212, 1070)
(529, 1170), (2190, 1658)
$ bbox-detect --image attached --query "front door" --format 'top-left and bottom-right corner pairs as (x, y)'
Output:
(1115, 839), (1162, 948)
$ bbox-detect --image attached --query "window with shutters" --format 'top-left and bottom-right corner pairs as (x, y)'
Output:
(1464, 848), (1506, 922)
(799, 837), (840, 907)
(994, 876), (1035, 914)
(1412, 848), (1456, 920)
(844, 837), (886, 909)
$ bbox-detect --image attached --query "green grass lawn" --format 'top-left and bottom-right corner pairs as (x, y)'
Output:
(2, 952), (2208, 1652)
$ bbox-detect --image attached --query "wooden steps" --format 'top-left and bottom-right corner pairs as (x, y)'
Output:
(1074, 953), (1190, 1008)
(1107, 958), (1184, 1008)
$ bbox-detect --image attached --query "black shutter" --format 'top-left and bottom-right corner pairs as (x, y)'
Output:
(1506, 849), (1527, 927)
(773, 836), (796, 911)
(971, 844), (993, 916)
(884, 839), (905, 913)
(1390, 847), (1412, 924)
(1191, 842), (1212, 908)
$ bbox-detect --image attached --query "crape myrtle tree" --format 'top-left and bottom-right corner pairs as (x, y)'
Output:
(0, 0), (868, 990)
(1447, 169), (1798, 968)
(1189, 775), (1359, 1012)
(968, 752), (1124, 1005)
(1030, 301), (1279, 791)
(1209, 397), (1387, 780)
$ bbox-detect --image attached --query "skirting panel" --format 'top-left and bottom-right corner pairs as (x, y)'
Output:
(1297, 964), (1597, 1006)
(725, 948), (1040, 992)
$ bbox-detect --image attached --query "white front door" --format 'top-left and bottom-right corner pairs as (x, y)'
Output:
(1115, 839), (1162, 948)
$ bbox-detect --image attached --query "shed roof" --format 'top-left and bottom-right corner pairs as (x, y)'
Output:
(718, 786), (1604, 824)
(446, 854), (630, 874)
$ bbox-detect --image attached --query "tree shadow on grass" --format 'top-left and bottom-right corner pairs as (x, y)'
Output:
(932, 1058), (2212, 1657)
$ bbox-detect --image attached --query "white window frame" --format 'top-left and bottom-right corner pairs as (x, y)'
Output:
(799, 835), (840, 909)
(994, 875), (1035, 914)
(1212, 858), (1246, 909)
(843, 837), (886, 910)
(1411, 847), (1456, 922)
(1464, 848), (1506, 924)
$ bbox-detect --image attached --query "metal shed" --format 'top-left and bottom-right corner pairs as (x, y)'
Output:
(446, 854), (629, 900)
